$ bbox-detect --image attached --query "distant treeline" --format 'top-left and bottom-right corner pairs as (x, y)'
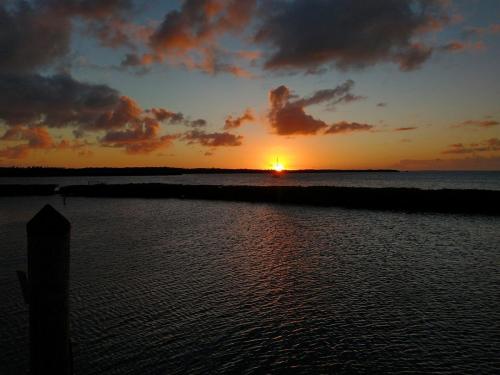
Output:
(0, 167), (399, 177)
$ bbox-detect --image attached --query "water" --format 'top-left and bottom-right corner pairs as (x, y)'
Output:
(1, 196), (499, 374)
(1, 171), (500, 190)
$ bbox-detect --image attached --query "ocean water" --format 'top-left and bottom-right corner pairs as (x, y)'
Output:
(1, 171), (500, 190)
(0, 195), (499, 374)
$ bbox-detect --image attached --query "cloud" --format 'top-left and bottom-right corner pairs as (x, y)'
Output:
(147, 108), (207, 128)
(394, 127), (418, 131)
(0, 2), (71, 73)
(148, 108), (185, 124)
(145, 0), (257, 76)
(292, 80), (363, 108)
(325, 121), (374, 135)
(182, 130), (243, 147)
(441, 41), (466, 52)
(377, 102), (388, 108)
(0, 73), (202, 155)
(394, 156), (500, 171)
(394, 43), (434, 72)
(456, 119), (499, 129)
(254, 0), (450, 72)
(268, 81), (370, 135)
(0, 73), (136, 130)
(462, 24), (500, 39)
(0, 0), (134, 74)
(0, 73), (201, 133)
(442, 138), (500, 154)
(150, 0), (256, 54)
(0, 125), (91, 159)
(439, 40), (485, 53)
(1, 126), (53, 148)
(45, 0), (132, 19)
(224, 109), (255, 129)
(101, 117), (176, 154)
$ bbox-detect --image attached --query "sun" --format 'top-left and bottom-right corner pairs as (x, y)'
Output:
(272, 162), (285, 172)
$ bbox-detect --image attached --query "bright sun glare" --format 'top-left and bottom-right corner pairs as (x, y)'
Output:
(273, 162), (284, 172)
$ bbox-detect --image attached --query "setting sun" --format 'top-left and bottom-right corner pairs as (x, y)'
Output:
(273, 163), (284, 172)
(272, 157), (285, 172)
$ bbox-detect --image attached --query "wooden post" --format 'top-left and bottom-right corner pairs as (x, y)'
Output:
(26, 204), (72, 375)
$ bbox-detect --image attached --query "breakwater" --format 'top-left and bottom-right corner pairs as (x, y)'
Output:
(0, 184), (58, 196)
(55, 183), (500, 215)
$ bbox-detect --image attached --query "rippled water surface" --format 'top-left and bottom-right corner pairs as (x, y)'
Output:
(1, 196), (499, 374)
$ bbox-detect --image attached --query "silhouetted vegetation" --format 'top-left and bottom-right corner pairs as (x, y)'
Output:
(0, 167), (398, 177)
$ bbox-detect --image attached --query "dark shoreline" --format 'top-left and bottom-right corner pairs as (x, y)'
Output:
(2, 183), (498, 215)
(0, 167), (399, 177)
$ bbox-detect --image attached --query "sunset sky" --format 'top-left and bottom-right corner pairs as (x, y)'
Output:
(0, 0), (499, 170)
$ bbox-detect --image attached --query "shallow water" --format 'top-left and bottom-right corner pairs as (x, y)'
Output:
(2, 171), (500, 190)
(1, 196), (498, 374)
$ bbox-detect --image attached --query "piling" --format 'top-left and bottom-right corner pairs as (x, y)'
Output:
(26, 204), (72, 374)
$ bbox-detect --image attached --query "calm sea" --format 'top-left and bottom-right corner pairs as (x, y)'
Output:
(1, 173), (499, 374)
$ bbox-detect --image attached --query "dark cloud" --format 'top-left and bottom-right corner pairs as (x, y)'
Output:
(182, 130), (243, 147)
(268, 81), (369, 135)
(254, 0), (449, 72)
(147, 108), (207, 128)
(0, 73), (126, 131)
(0, 2), (71, 73)
(148, 108), (185, 124)
(224, 109), (254, 129)
(0, 0), (134, 74)
(442, 138), (500, 154)
(293, 80), (363, 108)
(101, 117), (176, 154)
(47, 0), (137, 48)
(45, 0), (132, 19)
(394, 127), (418, 131)
(394, 43), (433, 71)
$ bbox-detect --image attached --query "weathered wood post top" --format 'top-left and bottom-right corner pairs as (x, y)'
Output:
(27, 204), (72, 375)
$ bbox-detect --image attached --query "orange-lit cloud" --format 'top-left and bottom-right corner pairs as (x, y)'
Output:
(141, 0), (257, 76)
(268, 81), (371, 135)
(224, 109), (255, 130)
(0, 126), (92, 159)
(442, 138), (500, 154)
(0, 73), (213, 156)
